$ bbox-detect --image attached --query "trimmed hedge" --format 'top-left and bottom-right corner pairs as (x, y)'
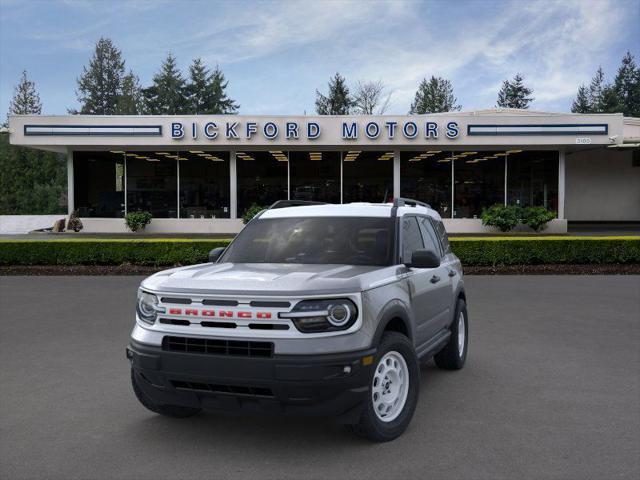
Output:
(0, 237), (638, 266)
(450, 237), (640, 266)
(0, 239), (232, 266)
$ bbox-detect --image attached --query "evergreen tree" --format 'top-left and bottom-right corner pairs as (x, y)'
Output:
(9, 70), (42, 116)
(75, 37), (126, 114)
(1, 72), (65, 214)
(613, 51), (640, 117)
(185, 59), (239, 114)
(0, 134), (66, 215)
(409, 76), (460, 114)
(207, 65), (239, 114)
(496, 73), (534, 109)
(315, 73), (353, 115)
(116, 71), (144, 115)
(186, 58), (209, 114)
(571, 85), (591, 113)
(144, 53), (188, 114)
(587, 67), (607, 112)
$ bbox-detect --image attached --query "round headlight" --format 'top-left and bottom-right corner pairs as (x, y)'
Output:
(327, 303), (351, 327)
(137, 291), (161, 324)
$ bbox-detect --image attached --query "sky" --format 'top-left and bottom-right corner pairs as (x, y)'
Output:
(0, 0), (638, 117)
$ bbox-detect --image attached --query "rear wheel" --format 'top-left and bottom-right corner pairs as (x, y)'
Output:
(131, 369), (201, 418)
(346, 332), (419, 442)
(434, 299), (468, 370)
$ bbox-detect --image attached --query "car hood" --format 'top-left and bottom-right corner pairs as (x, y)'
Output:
(141, 262), (400, 296)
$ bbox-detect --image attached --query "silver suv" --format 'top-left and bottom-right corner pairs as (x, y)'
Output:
(127, 198), (468, 441)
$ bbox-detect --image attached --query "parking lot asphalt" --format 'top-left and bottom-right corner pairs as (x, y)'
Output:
(0, 275), (638, 480)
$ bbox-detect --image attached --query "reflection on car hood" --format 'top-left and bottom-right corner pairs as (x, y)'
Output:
(141, 262), (400, 295)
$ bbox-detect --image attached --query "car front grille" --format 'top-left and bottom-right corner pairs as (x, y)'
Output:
(162, 336), (273, 358)
(171, 380), (274, 398)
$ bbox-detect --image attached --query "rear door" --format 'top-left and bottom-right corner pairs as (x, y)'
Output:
(401, 216), (443, 347)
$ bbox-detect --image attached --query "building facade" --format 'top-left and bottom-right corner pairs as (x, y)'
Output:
(8, 109), (640, 233)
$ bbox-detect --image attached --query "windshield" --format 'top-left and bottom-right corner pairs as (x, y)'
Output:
(220, 217), (395, 266)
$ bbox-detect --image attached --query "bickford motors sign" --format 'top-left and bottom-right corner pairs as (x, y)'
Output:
(171, 119), (461, 141)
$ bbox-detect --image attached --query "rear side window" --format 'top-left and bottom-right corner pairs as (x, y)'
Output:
(402, 217), (424, 263)
(433, 219), (452, 255)
(418, 217), (442, 257)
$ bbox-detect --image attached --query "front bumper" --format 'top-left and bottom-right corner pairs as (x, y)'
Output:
(127, 339), (376, 422)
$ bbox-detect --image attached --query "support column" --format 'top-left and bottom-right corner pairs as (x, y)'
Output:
(504, 154), (508, 206)
(393, 150), (400, 199)
(558, 149), (566, 219)
(66, 149), (74, 215)
(230, 150), (237, 219)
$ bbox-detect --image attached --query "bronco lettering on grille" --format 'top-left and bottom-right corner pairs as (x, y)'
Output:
(167, 308), (272, 319)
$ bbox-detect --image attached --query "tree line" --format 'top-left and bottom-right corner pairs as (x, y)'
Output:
(314, 52), (638, 116)
(71, 37), (239, 115)
(1, 37), (639, 215)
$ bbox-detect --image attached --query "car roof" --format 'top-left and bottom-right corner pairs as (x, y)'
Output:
(259, 202), (443, 221)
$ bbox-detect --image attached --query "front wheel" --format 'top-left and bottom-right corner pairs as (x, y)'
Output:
(434, 298), (468, 370)
(346, 332), (419, 442)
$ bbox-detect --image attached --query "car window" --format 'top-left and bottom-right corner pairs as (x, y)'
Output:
(220, 217), (394, 266)
(418, 217), (442, 257)
(432, 219), (452, 255)
(402, 217), (424, 263)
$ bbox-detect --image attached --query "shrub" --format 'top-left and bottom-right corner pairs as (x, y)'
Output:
(521, 206), (556, 232)
(66, 210), (83, 232)
(242, 204), (267, 224)
(450, 237), (640, 266)
(125, 211), (153, 232)
(0, 237), (637, 267)
(481, 205), (520, 232)
(0, 239), (233, 266)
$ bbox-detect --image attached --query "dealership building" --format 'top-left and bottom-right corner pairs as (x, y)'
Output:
(7, 109), (640, 233)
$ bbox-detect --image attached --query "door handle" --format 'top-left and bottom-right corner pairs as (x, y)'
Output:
(448, 269), (457, 277)
(430, 275), (441, 284)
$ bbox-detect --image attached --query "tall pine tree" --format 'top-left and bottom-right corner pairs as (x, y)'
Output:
(1, 72), (66, 215)
(571, 85), (591, 113)
(207, 65), (239, 114)
(116, 71), (144, 115)
(315, 73), (353, 115)
(75, 38), (126, 114)
(496, 74), (534, 109)
(409, 76), (460, 114)
(185, 59), (239, 114)
(613, 51), (640, 117)
(143, 53), (188, 114)
(8, 70), (42, 117)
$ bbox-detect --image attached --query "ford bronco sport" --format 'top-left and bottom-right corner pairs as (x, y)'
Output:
(127, 198), (468, 442)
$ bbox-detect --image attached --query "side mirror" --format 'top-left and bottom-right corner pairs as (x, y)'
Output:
(407, 249), (440, 269)
(208, 247), (226, 263)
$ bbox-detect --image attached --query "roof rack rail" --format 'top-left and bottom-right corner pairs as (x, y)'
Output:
(268, 200), (327, 209)
(392, 197), (432, 209)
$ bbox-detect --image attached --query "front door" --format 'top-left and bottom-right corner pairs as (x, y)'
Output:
(401, 216), (448, 347)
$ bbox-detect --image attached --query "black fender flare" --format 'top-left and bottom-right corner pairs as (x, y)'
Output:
(370, 299), (414, 348)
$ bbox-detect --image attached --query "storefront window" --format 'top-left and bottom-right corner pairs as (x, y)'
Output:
(73, 151), (125, 217)
(453, 151), (505, 218)
(237, 150), (288, 216)
(126, 152), (177, 218)
(400, 151), (453, 217)
(507, 150), (558, 212)
(178, 151), (230, 218)
(343, 151), (394, 203)
(289, 151), (340, 203)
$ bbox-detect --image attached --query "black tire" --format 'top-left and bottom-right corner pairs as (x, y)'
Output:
(346, 331), (419, 442)
(434, 298), (468, 370)
(131, 369), (201, 418)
